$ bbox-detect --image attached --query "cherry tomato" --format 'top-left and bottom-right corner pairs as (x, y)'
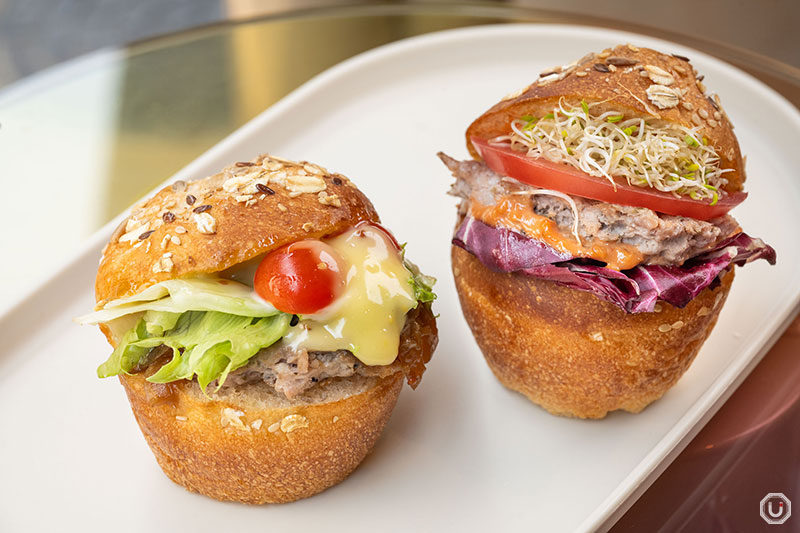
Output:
(254, 240), (345, 315)
(471, 137), (746, 221)
(354, 220), (401, 251)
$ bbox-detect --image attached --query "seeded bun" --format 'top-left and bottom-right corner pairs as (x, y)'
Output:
(96, 155), (438, 503)
(120, 370), (404, 504)
(452, 246), (734, 419)
(466, 44), (745, 193)
(96, 154), (379, 305)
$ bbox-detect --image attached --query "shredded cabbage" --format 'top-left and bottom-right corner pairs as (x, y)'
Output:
(494, 98), (733, 203)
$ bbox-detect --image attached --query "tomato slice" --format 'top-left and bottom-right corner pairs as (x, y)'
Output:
(254, 240), (345, 315)
(471, 137), (746, 221)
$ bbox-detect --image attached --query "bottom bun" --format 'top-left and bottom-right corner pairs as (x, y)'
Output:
(119, 370), (404, 503)
(452, 246), (734, 419)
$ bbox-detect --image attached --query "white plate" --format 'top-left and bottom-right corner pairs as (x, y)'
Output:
(1, 24), (798, 533)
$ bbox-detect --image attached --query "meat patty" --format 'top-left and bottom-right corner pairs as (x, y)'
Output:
(440, 153), (739, 266)
(221, 303), (437, 399)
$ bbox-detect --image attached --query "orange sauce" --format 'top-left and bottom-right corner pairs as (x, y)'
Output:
(469, 195), (644, 271)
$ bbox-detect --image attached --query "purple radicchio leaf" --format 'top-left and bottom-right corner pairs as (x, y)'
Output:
(453, 216), (776, 313)
(453, 216), (573, 270)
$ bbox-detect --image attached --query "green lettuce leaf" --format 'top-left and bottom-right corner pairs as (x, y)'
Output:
(402, 254), (437, 304)
(96, 318), (151, 378)
(96, 310), (291, 391)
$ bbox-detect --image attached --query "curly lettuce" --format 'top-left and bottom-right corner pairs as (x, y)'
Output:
(401, 248), (437, 304)
(97, 310), (290, 391)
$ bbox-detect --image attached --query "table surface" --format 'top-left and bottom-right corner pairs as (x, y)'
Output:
(1, 4), (797, 531)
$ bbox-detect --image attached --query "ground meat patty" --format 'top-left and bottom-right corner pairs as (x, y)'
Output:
(440, 153), (739, 266)
(222, 303), (437, 399)
(222, 346), (373, 399)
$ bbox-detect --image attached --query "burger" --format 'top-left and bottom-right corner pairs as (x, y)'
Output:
(77, 154), (437, 502)
(439, 44), (775, 419)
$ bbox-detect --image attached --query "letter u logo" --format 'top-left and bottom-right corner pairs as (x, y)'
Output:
(768, 501), (784, 518)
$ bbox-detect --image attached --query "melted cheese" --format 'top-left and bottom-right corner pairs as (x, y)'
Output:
(470, 195), (644, 271)
(283, 225), (416, 366)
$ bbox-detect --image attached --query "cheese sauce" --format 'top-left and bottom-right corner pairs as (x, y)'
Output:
(283, 225), (416, 366)
(470, 195), (644, 271)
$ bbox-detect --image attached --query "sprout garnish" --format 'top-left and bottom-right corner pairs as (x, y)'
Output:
(494, 98), (732, 203)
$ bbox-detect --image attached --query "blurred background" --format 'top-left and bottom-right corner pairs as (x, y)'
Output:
(1, 0), (798, 88)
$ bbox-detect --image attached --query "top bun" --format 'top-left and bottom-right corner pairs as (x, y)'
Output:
(96, 155), (379, 304)
(466, 44), (745, 193)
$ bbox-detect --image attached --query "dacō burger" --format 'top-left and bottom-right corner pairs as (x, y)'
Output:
(440, 44), (775, 419)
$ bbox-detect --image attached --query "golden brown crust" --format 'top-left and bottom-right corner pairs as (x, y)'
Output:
(466, 44), (745, 193)
(452, 245), (734, 419)
(120, 371), (403, 503)
(395, 303), (439, 389)
(96, 155), (379, 304)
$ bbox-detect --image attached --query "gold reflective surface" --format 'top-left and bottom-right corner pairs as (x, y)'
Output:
(104, 10), (507, 219)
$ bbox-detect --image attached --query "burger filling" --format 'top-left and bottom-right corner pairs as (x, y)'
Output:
(440, 154), (775, 313)
(443, 155), (739, 268)
(77, 223), (437, 397)
(221, 303), (436, 399)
